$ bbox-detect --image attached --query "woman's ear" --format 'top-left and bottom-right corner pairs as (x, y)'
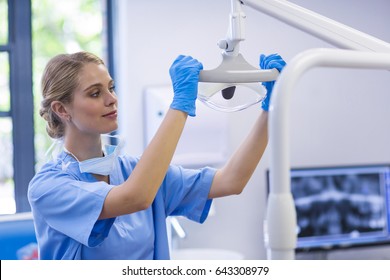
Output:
(51, 101), (71, 122)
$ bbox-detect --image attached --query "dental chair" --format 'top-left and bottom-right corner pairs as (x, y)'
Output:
(0, 212), (37, 260)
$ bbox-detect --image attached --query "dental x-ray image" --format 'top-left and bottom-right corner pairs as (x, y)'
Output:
(282, 165), (390, 250)
(293, 173), (385, 237)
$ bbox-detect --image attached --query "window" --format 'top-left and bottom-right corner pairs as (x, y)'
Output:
(0, 0), (34, 214)
(0, 0), (7, 45)
(0, 0), (114, 214)
(32, 0), (107, 172)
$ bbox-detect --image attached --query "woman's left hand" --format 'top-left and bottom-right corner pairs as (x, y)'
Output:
(259, 53), (286, 111)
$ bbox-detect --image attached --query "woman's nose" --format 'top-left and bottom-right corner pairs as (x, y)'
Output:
(105, 90), (117, 106)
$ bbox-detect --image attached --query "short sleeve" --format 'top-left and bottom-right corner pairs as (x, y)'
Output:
(28, 169), (115, 247)
(161, 165), (216, 223)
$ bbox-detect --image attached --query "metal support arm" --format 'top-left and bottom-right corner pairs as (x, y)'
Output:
(265, 48), (390, 259)
(236, 0), (390, 260)
(242, 0), (390, 52)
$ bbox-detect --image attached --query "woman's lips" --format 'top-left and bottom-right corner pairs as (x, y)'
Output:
(102, 110), (117, 118)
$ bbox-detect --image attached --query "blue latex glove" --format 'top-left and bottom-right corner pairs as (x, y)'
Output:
(169, 55), (203, 117)
(259, 53), (286, 111)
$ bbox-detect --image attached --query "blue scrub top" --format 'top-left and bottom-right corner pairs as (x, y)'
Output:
(28, 152), (216, 260)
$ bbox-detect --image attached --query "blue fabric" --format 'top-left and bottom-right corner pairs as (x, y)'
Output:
(28, 152), (216, 260)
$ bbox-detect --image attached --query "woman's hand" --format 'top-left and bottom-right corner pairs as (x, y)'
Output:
(169, 55), (203, 117)
(259, 53), (286, 111)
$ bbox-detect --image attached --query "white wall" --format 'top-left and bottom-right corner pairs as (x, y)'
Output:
(113, 0), (390, 259)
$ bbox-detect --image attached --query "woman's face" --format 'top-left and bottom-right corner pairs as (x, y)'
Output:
(66, 63), (118, 136)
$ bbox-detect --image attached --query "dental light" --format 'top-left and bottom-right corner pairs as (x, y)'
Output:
(198, 0), (279, 112)
(198, 0), (390, 113)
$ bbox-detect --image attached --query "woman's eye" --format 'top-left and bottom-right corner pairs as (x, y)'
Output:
(90, 91), (100, 97)
(109, 86), (116, 93)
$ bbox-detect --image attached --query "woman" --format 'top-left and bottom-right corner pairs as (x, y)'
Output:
(28, 51), (286, 259)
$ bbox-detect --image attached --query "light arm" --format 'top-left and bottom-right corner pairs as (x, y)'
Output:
(242, 0), (390, 52)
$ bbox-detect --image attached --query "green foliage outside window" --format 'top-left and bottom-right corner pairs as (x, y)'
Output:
(0, 0), (7, 45)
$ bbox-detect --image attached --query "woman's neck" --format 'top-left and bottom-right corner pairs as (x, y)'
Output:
(63, 132), (103, 161)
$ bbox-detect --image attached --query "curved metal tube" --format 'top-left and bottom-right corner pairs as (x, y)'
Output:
(266, 48), (390, 260)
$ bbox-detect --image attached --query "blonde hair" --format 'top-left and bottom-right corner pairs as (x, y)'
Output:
(40, 52), (105, 139)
